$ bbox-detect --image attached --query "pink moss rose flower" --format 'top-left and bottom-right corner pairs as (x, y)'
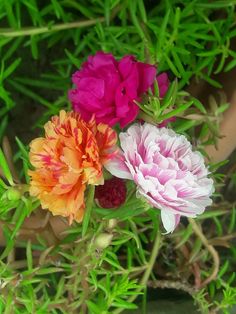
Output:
(105, 123), (214, 233)
(69, 51), (159, 128)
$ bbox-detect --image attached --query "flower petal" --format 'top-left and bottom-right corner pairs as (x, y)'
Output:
(161, 211), (180, 233)
(105, 149), (133, 180)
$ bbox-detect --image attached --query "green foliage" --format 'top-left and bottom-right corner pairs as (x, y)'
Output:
(0, 0), (236, 313)
(87, 275), (142, 313)
(196, 268), (236, 314)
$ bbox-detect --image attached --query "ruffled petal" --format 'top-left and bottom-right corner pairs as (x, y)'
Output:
(105, 149), (133, 180)
(161, 211), (180, 233)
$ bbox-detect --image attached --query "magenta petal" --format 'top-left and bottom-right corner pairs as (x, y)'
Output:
(79, 77), (105, 99)
(96, 115), (119, 126)
(156, 72), (168, 85)
(119, 102), (139, 128)
(115, 91), (130, 117)
(68, 88), (78, 103)
(76, 91), (101, 109)
(137, 63), (156, 94)
(118, 55), (136, 79)
(123, 68), (139, 98)
(79, 110), (93, 121)
(156, 73), (169, 98)
(71, 71), (81, 85)
(102, 72), (121, 105)
(89, 51), (118, 69)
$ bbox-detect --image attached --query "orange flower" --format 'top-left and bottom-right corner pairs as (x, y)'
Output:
(29, 110), (117, 223)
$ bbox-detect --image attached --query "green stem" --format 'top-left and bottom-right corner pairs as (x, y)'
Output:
(0, 18), (104, 37)
(96, 264), (148, 275)
(113, 229), (162, 314)
(138, 111), (157, 124)
(140, 230), (162, 286)
(82, 185), (95, 237)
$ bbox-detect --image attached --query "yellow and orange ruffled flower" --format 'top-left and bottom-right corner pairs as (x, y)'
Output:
(29, 110), (117, 223)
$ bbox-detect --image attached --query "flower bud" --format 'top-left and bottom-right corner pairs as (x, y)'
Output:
(94, 233), (113, 250)
(95, 177), (127, 208)
(107, 219), (117, 230)
(6, 187), (21, 201)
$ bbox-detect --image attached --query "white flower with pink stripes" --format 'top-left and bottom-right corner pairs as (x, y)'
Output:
(106, 123), (214, 233)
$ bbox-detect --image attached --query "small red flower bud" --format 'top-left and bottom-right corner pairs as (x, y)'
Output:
(95, 177), (127, 208)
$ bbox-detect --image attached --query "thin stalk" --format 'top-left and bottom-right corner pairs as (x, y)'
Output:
(10, 258), (39, 269)
(96, 265), (148, 275)
(82, 185), (95, 237)
(0, 18), (104, 37)
(189, 218), (220, 288)
(140, 230), (161, 286)
(114, 229), (162, 314)
(2, 136), (20, 183)
(147, 279), (198, 296)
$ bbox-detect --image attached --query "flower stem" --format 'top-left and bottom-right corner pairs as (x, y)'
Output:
(0, 18), (104, 38)
(140, 230), (162, 286)
(113, 229), (162, 314)
(147, 279), (197, 296)
(138, 111), (157, 124)
(96, 265), (148, 276)
(189, 218), (220, 288)
(82, 185), (95, 237)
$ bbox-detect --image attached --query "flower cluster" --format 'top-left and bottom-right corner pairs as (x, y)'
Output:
(29, 51), (214, 232)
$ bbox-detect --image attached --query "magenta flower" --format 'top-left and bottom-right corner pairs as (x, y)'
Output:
(68, 51), (158, 128)
(105, 124), (214, 233)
